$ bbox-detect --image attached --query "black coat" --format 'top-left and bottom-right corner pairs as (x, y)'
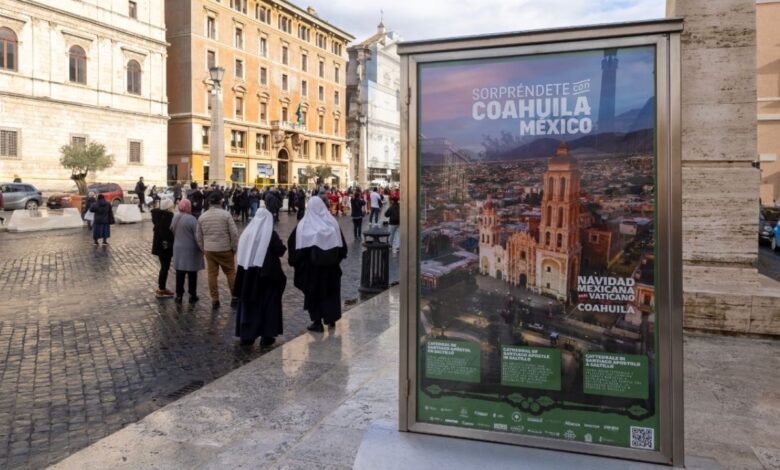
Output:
(385, 203), (400, 225)
(233, 231), (287, 340)
(350, 198), (366, 218)
(151, 209), (174, 257)
(287, 227), (347, 324)
(91, 200), (114, 225)
(135, 181), (146, 197)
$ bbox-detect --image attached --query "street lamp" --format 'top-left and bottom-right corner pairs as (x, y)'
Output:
(209, 66), (226, 187)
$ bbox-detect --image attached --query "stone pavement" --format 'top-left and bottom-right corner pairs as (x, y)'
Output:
(52, 287), (780, 470)
(0, 210), (398, 469)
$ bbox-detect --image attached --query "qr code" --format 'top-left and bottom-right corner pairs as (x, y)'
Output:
(630, 426), (654, 450)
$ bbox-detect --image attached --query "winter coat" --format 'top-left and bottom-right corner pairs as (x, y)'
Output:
(385, 203), (400, 226)
(171, 212), (205, 272)
(91, 200), (114, 225)
(151, 209), (174, 257)
(350, 197), (366, 218)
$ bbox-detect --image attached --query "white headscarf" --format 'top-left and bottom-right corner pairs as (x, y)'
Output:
(237, 208), (274, 268)
(295, 196), (342, 250)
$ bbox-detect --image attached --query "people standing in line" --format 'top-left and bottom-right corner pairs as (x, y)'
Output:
(385, 198), (400, 255)
(188, 182), (204, 219)
(369, 187), (382, 227)
(135, 177), (148, 213)
(288, 197), (348, 332)
(287, 186), (296, 214)
(91, 194), (114, 246)
(248, 188), (260, 218)
(350, 189), (366, 241)
(171, 199), (205, 304)
(197, 192), (239, 309)
(151, 199), (175, 298)
(296, 188), (306, 220)
(264, 187), (281, 222)
(237, 188), (249, 223)
(233, 208), (287, 347)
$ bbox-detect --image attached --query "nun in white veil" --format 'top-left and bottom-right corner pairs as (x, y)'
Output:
(288, 197), (348, 332)
(233, 208), (287, 347)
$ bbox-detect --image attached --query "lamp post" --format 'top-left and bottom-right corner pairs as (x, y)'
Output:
(209, 66), (226, 187)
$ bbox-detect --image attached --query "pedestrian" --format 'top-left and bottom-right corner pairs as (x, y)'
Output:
(369, 187), (382, 227)
(350, 189), (366, 241)
(91, 194), (114, 246)
(385, 198), (400, 254)
(296, 188), (306, 220)
(248, 188), (259, 218)
(287, 186), (296, 213)
(197, 192), (239, 309)
(84, 191), (97, 229)
(151, 198), (175, 298)
(288, 197), (348, 332)
(135, 176), (147, 213)
(173, 182), (183, 204)
(149, 185), (161, 208)
(264, 187), (281, 222)
(171, 199), (205, 304)
(237, 188), (249, 223)
(188, 182), (204, 219)
(234, 208), (287, 347)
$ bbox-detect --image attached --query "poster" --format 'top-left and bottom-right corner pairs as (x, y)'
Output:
(416, 46), (660, 451)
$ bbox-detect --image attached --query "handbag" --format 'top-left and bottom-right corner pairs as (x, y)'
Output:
(84, 210), (94, 222)
(309, 246), (340, 267)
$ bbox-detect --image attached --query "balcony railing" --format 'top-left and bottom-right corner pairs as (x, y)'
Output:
(271, 121), (306, 133)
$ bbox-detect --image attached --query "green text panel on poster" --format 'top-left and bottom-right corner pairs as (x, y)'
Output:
(501, 346), (561, 391)
(583, 353), (648, 399)
(425, 340), (481, 383)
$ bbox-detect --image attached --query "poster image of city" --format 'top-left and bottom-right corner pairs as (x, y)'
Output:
(416, 46), (659, 451)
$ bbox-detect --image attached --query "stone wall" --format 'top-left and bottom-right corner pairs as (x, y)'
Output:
(669, 0), (780, 335)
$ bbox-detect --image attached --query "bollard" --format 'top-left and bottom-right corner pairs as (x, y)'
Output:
(359, 227), (391, 294)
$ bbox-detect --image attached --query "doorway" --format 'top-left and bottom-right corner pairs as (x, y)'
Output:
(278, 149), (289, 185)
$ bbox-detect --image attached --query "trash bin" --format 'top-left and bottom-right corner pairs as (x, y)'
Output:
(359, 227), (391, 294)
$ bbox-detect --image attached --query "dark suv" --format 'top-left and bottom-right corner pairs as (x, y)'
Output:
(0, 182), (44, 210)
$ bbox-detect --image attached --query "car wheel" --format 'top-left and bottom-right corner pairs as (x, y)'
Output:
(112, 198), (122, 208)
(25, 200), (39, 210)
(772, 237), (778, 252)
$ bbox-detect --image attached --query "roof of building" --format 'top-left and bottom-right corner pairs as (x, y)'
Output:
(271, 0), (355, 41)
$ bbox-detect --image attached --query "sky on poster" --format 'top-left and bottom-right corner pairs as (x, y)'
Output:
(419, 47), (656, 154)
(307, 0), (666, 44)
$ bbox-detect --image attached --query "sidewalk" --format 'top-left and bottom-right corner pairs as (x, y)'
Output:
(50, 287), (780, 469)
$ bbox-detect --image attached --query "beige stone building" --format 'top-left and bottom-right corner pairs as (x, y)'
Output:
(0, 0), (168, 191)
(757, 0), (780, 205)
(166, 0), (353, 188)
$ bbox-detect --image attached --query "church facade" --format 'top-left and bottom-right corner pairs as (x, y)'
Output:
(478, 142), (582, 301)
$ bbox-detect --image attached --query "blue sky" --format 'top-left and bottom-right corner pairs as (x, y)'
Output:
(305, 0), (666, 43)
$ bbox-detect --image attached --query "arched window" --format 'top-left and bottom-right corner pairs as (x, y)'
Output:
(127, 60), (142, 95)
(557, 233), (563, 248)
(0, 28), (18, 71)
(560, 177), (567, 199)
(548, 177), (555, 196)
(546, 206), (552, 225)
(68, 46), (87, 83)
(545, 231), (551, 246)
(558, 207), (564, 228)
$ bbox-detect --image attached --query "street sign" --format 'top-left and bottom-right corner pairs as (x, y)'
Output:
(398, 19), (684, 465)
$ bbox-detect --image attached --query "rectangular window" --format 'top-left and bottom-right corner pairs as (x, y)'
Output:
(301, 111), (307, 126)
(259, 37), (267, 57)
(260, 66), (267, 85)
(235, 28), (244, 49)
(71, 135), (87, 147)
(231, 130), (245, 149)
(128, 1), (137, 19)
(331, 144), (340, 161)
(301, 80), (307, 97)
(318, 85), (324, 101)
(282, 46), (288, 65)
(207, 50), (216, 69)
(301, 53), (308, 72)
(282, 74), (288, 91)
(202, 126), (210, 147)
(318, 115), (324, 133)
(316, 33), (326, 49)
(256, 5), (270, 23)
(334, 117), (339, 134)
(235, 96), (243, 118)
(206, 16), (216, 39)
(334, 65), (340, 83)
(298, 25), (309, 41)
(334, 91), (339, 105)
(278, 16), (291, 33)
(316, 142), (325, 159)
(260, 102), (267, 122)
(0, 129), (18, 157)
(235, 59), (243, 79)
(128, 140), (142, 163)
(332, 42), (342, 56)
(255, 133), (269, 151)
(281, 106), (288, 122)
(302, 140), (309, 158)
(318, 60), (324, 78)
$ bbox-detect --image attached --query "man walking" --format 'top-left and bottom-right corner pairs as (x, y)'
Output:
(197, 192), (239, 309)
(369, 187), (382, 227)
(135, 177), (148, 213)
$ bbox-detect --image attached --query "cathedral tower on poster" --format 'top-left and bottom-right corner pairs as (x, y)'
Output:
(478, 142), (582, 301)
(598, 49), (619, 133)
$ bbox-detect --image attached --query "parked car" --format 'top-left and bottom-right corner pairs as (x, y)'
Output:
(772, 222), (780, 251)
(47, 183), (124, 209)
(0, 182), (44, 210)
(759, 206), (780, 245)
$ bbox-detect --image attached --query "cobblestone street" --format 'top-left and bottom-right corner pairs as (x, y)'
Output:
(0, 211), (399, 469)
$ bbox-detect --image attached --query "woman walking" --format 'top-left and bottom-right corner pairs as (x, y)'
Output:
(288, 197), (347, 332)
(151, 199), (175, 298)
(234, 208), (287, 347)
(171, 199), (205, 304)
(91, 194), (114, 246)
(350, 189), (366, 241)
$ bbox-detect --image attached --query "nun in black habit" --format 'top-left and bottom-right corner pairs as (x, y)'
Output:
(234, 207), (287, 347)
(288, 197), (347, 332)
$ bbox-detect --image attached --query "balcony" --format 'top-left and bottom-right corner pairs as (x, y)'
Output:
(271, 121), (306, 133)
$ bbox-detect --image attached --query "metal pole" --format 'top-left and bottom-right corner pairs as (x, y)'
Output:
(210, 80), (226, 187)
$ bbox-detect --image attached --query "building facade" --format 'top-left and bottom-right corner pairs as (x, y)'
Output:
(166, 0), (353, 188)
(346, 22), (401, 187)
(0, 0), (168, 191)
(757, 0), (780, 205)
(478, 143), (582, 301)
